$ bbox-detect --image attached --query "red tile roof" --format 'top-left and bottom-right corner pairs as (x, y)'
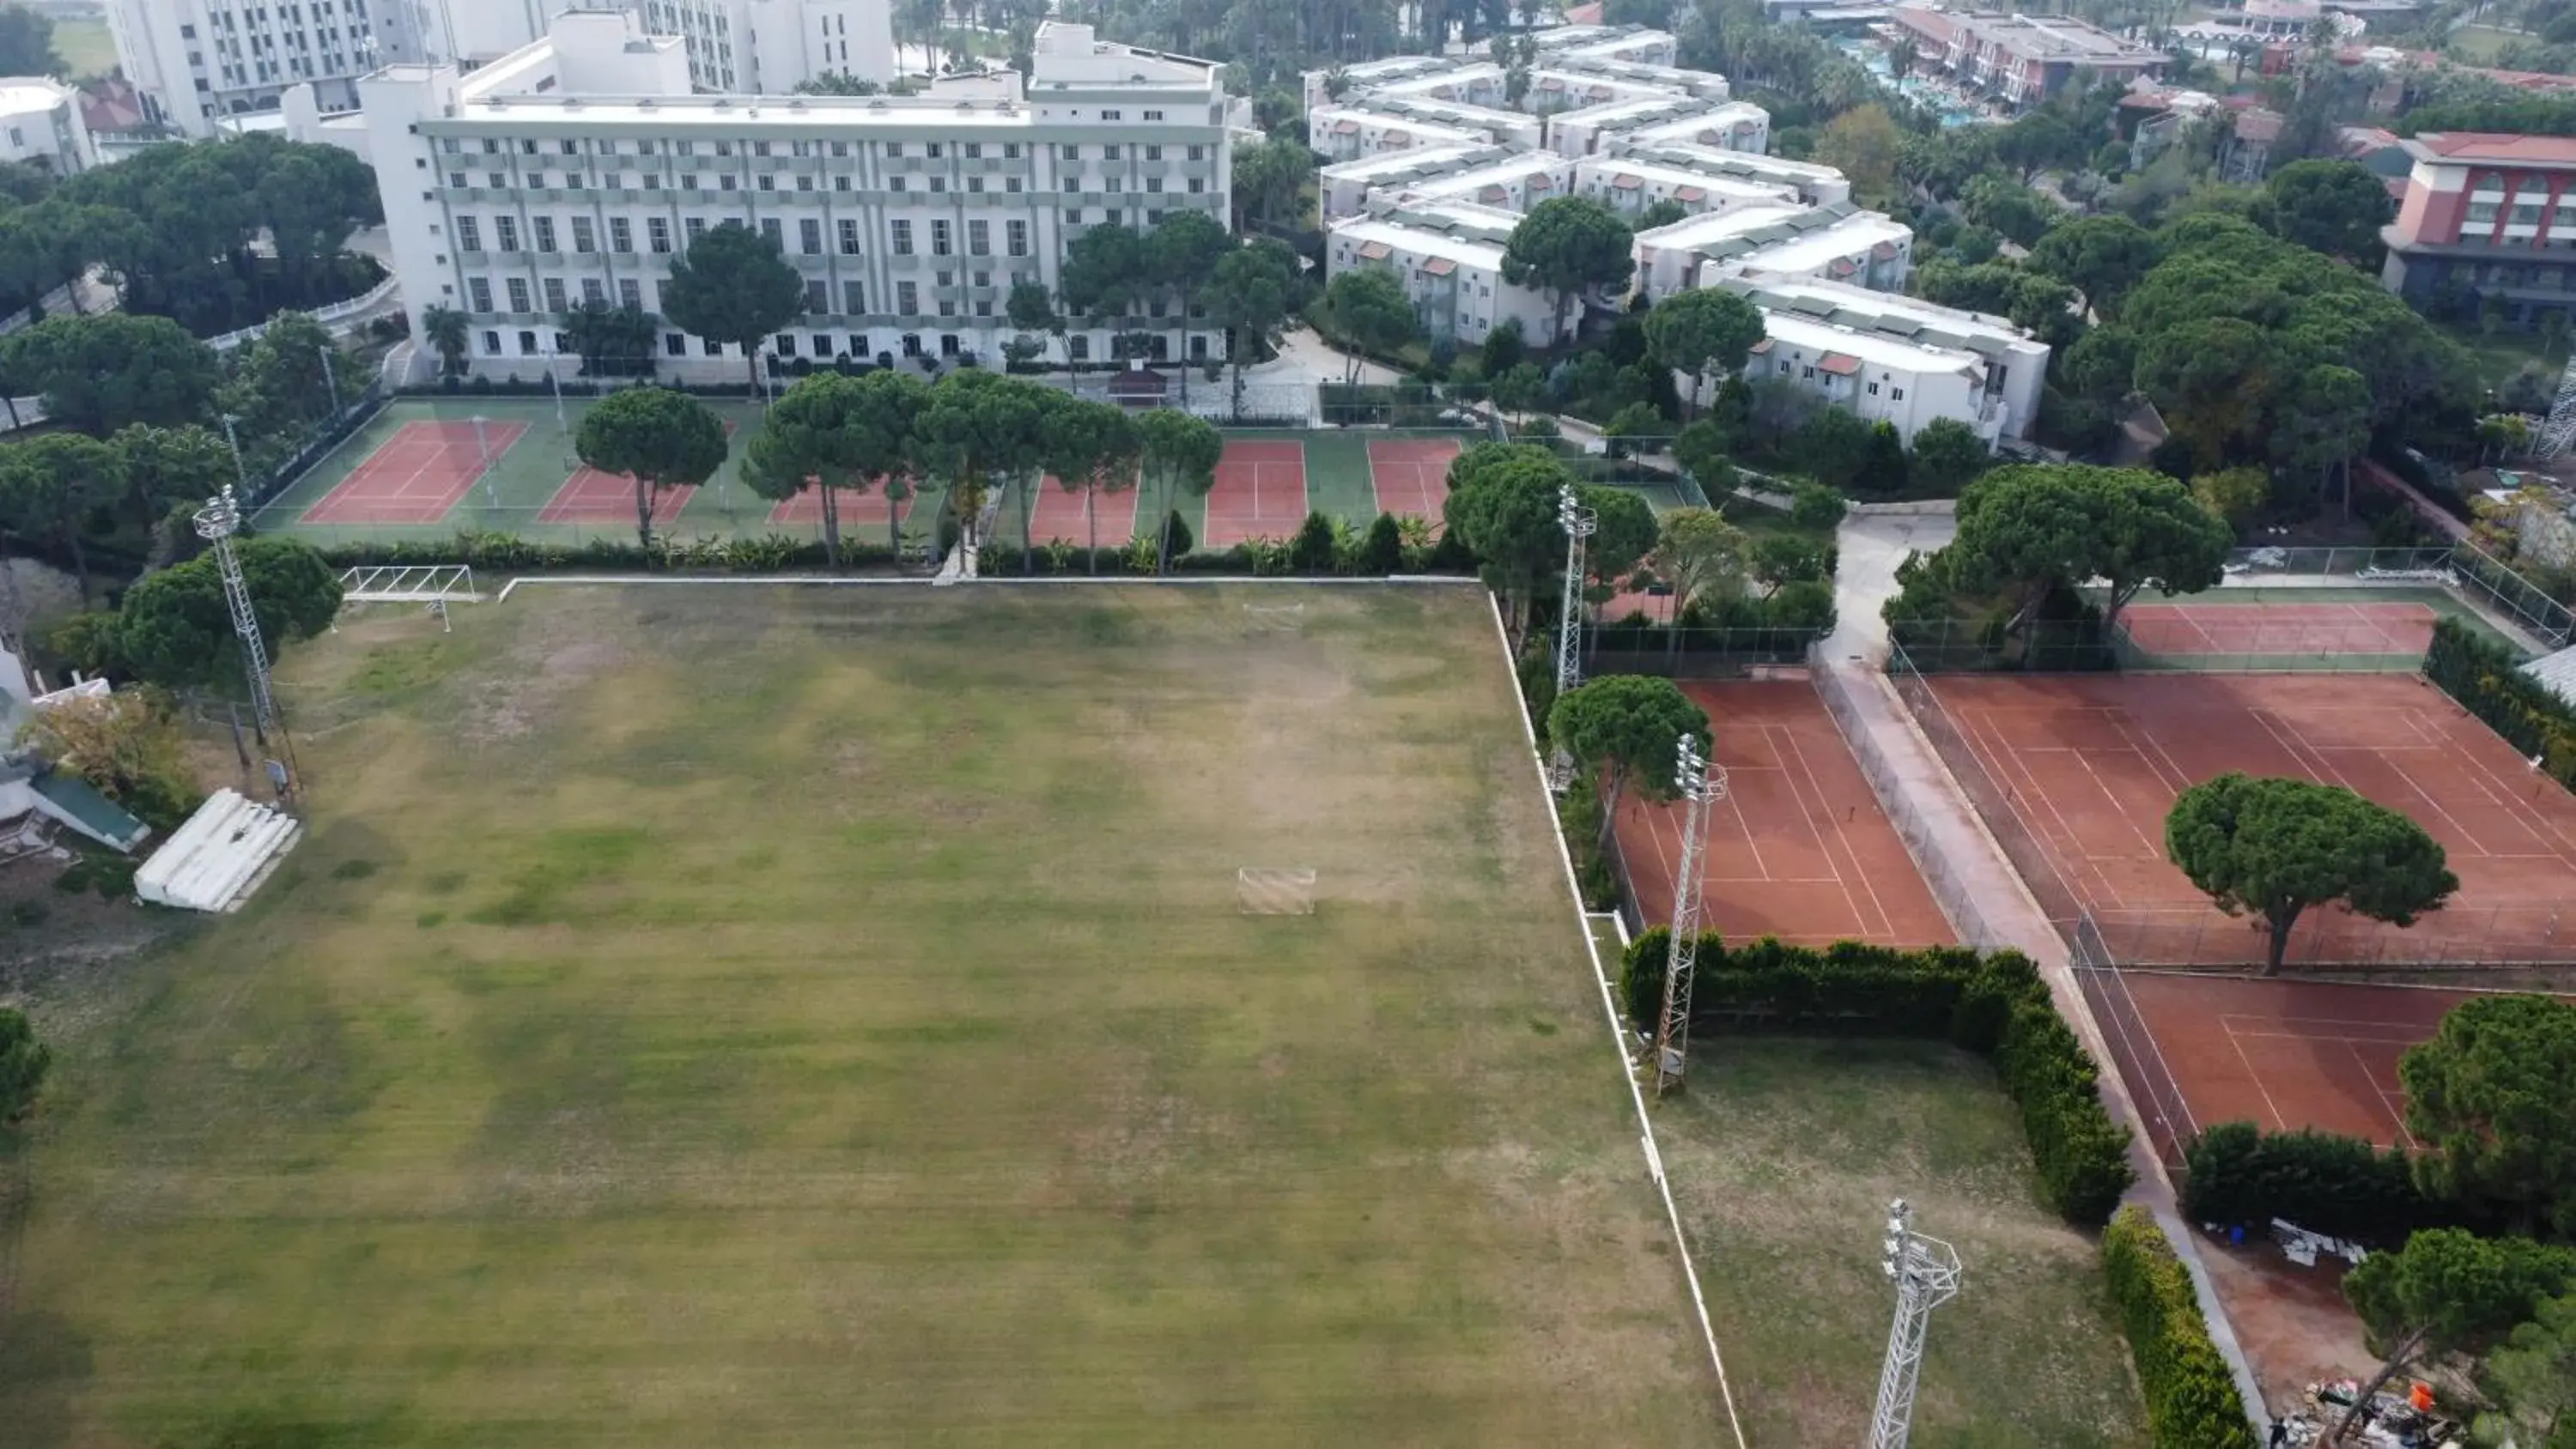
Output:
(1819, 353), (1862, 377)
(1424, 257), (1457, 276)
(1357, 239), (1392, 261)
(1676, 185), (1705, 202)
(1612, 173), (1643, 190)
(2415, 130), (2576, 166)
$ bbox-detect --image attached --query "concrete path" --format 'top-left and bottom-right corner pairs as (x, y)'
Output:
(1821, 512), (2275, 1430)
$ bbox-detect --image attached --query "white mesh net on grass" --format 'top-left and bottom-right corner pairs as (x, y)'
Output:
(1236, 867), (1316, 915)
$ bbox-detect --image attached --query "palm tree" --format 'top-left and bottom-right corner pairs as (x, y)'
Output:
(421, 305), (471, 381)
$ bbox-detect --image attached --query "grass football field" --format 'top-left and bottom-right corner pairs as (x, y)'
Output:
(0, 585), (1713, 1446)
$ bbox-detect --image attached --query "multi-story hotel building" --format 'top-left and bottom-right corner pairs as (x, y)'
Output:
(1887, 7), (2165, 110)
(2379, 131), (2576, 327)
(355, 11), (1230, 380)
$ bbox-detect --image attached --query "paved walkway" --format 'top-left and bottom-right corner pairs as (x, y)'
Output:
(1824, 517), (2275, 1430)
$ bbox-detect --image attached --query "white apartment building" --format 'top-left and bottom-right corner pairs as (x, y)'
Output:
(1573, 156), (1796, 221)
(1723, 274), (2047, 441)
(1634, 203), (1912, 301)
(1325, 202), (1558, 347)
(1528, 26), (1679, 65)
(358, 13), (1230, 380)
(629, 0), (895, 94)
(0, 79), (95, 173)
(1535, 54), (1732, 105)
(1549, 95), (1768, 158)
(1607, 104), (1775, 158)
(1309, 104), (1495, 162)
(106, 0), (553, 136)
(1607, 140), (1851, 206)
(1375, 151), (1573, 215)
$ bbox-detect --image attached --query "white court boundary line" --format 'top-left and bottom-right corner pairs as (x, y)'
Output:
(1485, 592), (1750, 1448)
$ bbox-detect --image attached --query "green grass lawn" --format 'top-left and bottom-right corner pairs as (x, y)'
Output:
(49, 17), (117, 81)
(2440, 321), (2561, 396)
(1659, 1037), (2148, 1447)
(0, 585), (1715, 1446)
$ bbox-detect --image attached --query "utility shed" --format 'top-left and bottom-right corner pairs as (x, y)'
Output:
(134, 789), (301, 912)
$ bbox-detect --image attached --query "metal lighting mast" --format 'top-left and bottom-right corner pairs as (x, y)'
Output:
(1549, 484), (1596, 790)
(194, 486), (280, 743)
(1653, 733), (1726, 1094)
(1868, 1198), (1965, 1449)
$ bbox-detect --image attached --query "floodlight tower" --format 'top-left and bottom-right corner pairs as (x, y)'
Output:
(1868, 1197), (1965, 1449)
(1652, 733), (1726, 1094)
(1549, 484), (1597, 791)
(193, 486), (280, 744)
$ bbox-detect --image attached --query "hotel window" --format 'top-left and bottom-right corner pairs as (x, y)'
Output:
(467, 276), (492, 310)
(891, 175), (908, 192)
(666, 332), (687, 356)
(571, 216), (595, 252)
(805, 281), (827, 312)
(968, 220), (988, 255)
(1891, 387), (1905, 400)
(533, 217), (558, 252)
(891, 220), (913, 254)
(455, 215), (481, 251)
(839, 219), (861, 253)
(842, 280), (865, 312)
(897, 280), (919, 312)
(542, 278), (567, 312)
(685, 217), (708, 241)
(649, 216), (671, 252)
(505, 277), (531, 311)
(932, 220), (951, 255)
(760, 218), (782, 246)
(495, 215), (519, 252)
(581, 278), (605, 305)
(1006, 220), (1028, 257)
(800, 218), (822, 253)
(619, 278), (641, 308)
(610, 217), (631, 252)
(1105, 144), (1121, 161)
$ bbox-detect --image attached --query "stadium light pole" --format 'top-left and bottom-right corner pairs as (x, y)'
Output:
(1652, 732), (1724, 1094)
(1868, 1198), (1964, 1449)
(317, 345), (341, 421)
(1548, 483), (1596, 791)
(217, 412), (249, 494)
(193, 485), (285, 768)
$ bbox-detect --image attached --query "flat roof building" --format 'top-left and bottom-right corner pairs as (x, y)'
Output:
(1724, 272), (2046, 440)
(1891, 7), (2166, 109)
(2380, 130), (2576, 329)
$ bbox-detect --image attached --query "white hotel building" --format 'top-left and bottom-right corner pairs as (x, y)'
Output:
(355, 12), (1230, 380)
(1726, 274), (2048, 442)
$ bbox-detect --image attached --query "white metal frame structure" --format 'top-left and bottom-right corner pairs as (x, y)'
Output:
(1549, 484), (1598, 791)
(1868, 1197), (1964, 1449)
(338, 565), (483, 632)
(1653, 732), (1726, 1094)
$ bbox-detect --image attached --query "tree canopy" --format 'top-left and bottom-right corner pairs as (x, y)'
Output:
(2164, 773), (2459, 975)
(1501, 197), (1634, 343)
(1136, 407), (1224, 570)
(0, 1006), (46, 1124)
(1546, 674), (1712, 832)
(2265, 159), (2397, 264)
(573, 386), (731, 549)
(0, 313), (218, 435)
(741, 371), (878, 567)
(1643, 288), (1765, 415)
(2400, 993), (2576, 1239)
(1947, 464), (2230, 633)
(656, 223), (806, 390)
(2025, 215), (2163, 321)
(2341, 1228), (2576, 1443)
(1324, 266), (1419, 379)
(116, 537), (341, 688)
(1443, 442), (1575, 640)
(1649, 506), (1750, 621)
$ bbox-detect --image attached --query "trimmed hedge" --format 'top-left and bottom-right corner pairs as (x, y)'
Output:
(2179, 1121), (2438, 1248)
(2424, 615), (2576, 790)
(1618, 930), (2134, 1227)
(302, 528), (1478, 579)
(1556, 776), (1619, 912)
(2101, 1206), (2260, 1449)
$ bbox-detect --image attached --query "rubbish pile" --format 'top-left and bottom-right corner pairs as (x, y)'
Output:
(2269, 1379), (2463, 1448)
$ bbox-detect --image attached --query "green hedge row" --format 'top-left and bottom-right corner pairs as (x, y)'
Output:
(1618, 930), (2134, 1227)
(2180, 1121), (2438, 1248)
(1556, 776), (1619, 912)
(2424, 616), (2576, 790)
(302, 528), (1477, 578)
(2101, 1207), (2260, 1449)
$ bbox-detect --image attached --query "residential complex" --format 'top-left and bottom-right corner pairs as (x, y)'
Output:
(630, 0), (897, 94)
(2379, 131), (2576, 326)
(1325, 202), (1559, 348)
(106, 0), (550, 136)
(1633, 202), (1914, 300)
(0, 78), (96, 173)
(355, 11), (1230, 381)
(1888, 7), (2166, 110)
(1722, 274), (2046, 441)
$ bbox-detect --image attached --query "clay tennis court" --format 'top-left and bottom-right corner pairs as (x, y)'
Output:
(301, 420), (530, 525)
(2120, 600), (2437, 658)
(1202, 439), (1308, 547)
(763, 479), (920, 532)
(1613, 680), (1953, 947)
(1926, 672), (2576, 967)
(1028, 471), (1139, 545)
(1367, 438), (1459, 520)
(2076, 970), (2522, 1164)
(537, 421), (738, 526)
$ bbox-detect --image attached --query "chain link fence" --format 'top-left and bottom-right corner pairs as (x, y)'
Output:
(2075, 904), (2576, 971)
(1583, 622), (1828, 680)
(1808, 646), (2001, 953)
(2227, 542), (2574, 652)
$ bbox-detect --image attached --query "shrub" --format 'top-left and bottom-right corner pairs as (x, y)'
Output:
(1615, 928), (2134, 1226)
(2180, 1121), (2438, 1246)
(1358, 512), (1404, 575)
(1789, 481), (1849, 530)
(1557, 774), (1619, 911)
(2100, 1207), (2260, 1449)
(0, 1008), (48, 1122)
(1289, 511), (1338, 573)
(2425, 616), (2576, 791)
(1161, 509), (1194, 561)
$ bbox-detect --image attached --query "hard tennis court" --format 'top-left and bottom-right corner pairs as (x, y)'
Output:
(1927, 672), (2576, 967)
(1202, 439), (1309, 547)
(299, 421), (530, 525)
(1613, 681), (1953, 948)
(1367, 437), (1460, 521)
(536, 421), (737, 526)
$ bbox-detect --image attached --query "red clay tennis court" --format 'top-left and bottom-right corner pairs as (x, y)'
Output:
(762, 480), (920, 532)
(301, 421), (529, 525)
(1202, 439), (1308, 547)
(1927, 672), (2576, 967)
(2076, 970), (2522, 1164)
(1028, 471), (1139, 545)
(1367, 438), (1459, 520)
(537, 421), (737, 526)
(1613, 681), (1953, 947)
(2121, 600), (2437, 658)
